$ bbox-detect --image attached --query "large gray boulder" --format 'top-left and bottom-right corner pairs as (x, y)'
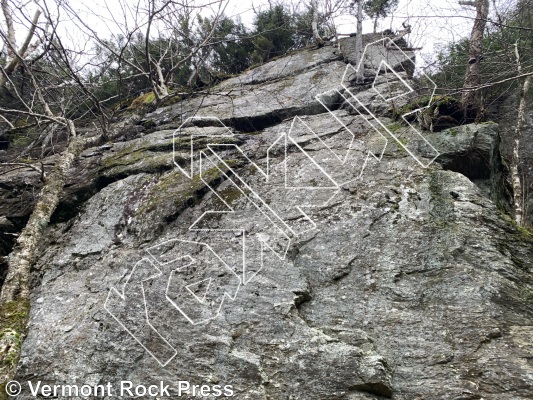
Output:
(1, 38), (532, 400)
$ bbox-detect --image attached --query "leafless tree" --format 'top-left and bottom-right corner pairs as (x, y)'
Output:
(0, 1), (108, 386)
(311, 0), (325, 45)
(0, 0), (44, 87)
(303, 0), (359, 41)
(62, 0), (227, 104)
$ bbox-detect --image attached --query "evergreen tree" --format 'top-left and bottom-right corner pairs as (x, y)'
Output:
(199, 15), (254, 75)
(252, 5), (297, 63)
(363, 0), (399, 33)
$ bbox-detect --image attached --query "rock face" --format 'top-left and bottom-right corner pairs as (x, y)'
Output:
(2, 37), (533, 400)
(141, 45), (347, 131)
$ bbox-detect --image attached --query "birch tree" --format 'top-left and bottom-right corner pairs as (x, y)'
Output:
(511, 41), (531, 226)
(305, 0), (363, 44)
(0, 0), (43, 88)
(354, 0), (364, 82)
(311, 0), (325, 45)
(63, 0), (227, 104)
(0, 1), (108, 388)
(0, 62), (76, 400)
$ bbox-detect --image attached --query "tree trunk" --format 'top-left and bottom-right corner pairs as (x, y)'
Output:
(355, 0), (364, 83)
(461, 0), (489, 116)
(0, 121), (95, 303)
(511, 42), (532, 226)
(0, 9), (41, 88)
(0, 120), (103, 393)
(152, 63), (170, 102)
(311, 0), (324, 46)
(1, 0), (17, 60)
(373, 16), (378, 34)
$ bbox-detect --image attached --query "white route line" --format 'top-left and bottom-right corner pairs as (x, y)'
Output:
(159, 239), (241, 325)
(106, 38), (442, 365)
(189, 149), (292, 285)
(104, 258), (178, 367)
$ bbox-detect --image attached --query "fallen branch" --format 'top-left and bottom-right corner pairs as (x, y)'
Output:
(1, 162), (45, 180)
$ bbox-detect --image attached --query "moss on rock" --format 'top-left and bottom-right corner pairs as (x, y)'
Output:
(100, 141), (176, 181)
(0, 298), (30, 398)
(393, 95), (466, 132)
(129, 92), (156, 110)
(135, 158), (244, 222)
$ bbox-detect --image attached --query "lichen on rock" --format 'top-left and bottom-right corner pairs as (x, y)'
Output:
(0, 36), (532, 400)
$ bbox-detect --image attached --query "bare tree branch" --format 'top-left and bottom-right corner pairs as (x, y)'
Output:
(0, 7), (42, 87)
(1, 162), (45, 179)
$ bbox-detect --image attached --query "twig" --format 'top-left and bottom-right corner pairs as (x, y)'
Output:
(1, 162), (45, 180)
